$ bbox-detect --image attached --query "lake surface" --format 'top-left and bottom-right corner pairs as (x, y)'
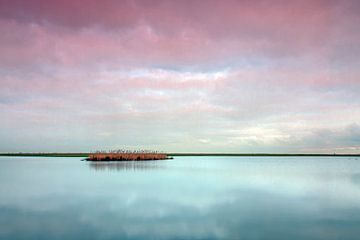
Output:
(0, 156), (360, 240)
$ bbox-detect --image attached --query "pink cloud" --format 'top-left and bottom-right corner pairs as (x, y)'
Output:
(2, 0), (359, 69)
(0, 0), (360, 152)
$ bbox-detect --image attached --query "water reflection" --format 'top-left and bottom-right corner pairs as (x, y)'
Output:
(0, 156), (360, 240)
(89, 160), (164, 171)
(351, 173), (360, 186)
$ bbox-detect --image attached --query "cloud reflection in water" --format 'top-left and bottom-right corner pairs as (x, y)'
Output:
(0, 156), (360, 240)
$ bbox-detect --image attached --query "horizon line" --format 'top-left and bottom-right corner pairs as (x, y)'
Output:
(1, 152), (359, 157)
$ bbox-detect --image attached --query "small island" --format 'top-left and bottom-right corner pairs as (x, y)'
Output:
(86, 150), (170, 161)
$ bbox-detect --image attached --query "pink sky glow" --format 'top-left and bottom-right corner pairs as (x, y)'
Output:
(0, 0), (359, 153)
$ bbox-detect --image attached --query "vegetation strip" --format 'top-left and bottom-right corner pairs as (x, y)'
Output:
(0, 153), (359, 157)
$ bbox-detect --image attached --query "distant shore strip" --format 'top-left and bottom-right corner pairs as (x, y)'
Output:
(0, 153), (359, 157)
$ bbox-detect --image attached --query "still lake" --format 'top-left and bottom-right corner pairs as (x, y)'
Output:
(0, 156), (360, 240)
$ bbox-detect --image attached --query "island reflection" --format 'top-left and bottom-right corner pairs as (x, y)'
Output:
(88, 161), (165, 171)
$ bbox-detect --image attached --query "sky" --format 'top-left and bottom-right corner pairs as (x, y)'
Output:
(0, 0), (359, 153)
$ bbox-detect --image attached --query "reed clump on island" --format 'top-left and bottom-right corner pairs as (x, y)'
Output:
(87, 150), (170, 161)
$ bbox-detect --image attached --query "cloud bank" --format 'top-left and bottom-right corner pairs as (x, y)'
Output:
(0, 0), (359, 152)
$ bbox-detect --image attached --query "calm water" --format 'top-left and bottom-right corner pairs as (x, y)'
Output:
(0, 156), (360, 240)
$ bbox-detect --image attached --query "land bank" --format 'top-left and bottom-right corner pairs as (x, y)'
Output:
(1, 153), (359, 157)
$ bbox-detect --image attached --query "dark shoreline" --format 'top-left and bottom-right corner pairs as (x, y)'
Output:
(0, 153), (359, 157)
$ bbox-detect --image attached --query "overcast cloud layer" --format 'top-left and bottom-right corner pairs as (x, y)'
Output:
(0, 0), (359, 153)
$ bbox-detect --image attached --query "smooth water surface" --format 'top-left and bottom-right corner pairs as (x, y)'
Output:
(0, 156), (360, 240)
